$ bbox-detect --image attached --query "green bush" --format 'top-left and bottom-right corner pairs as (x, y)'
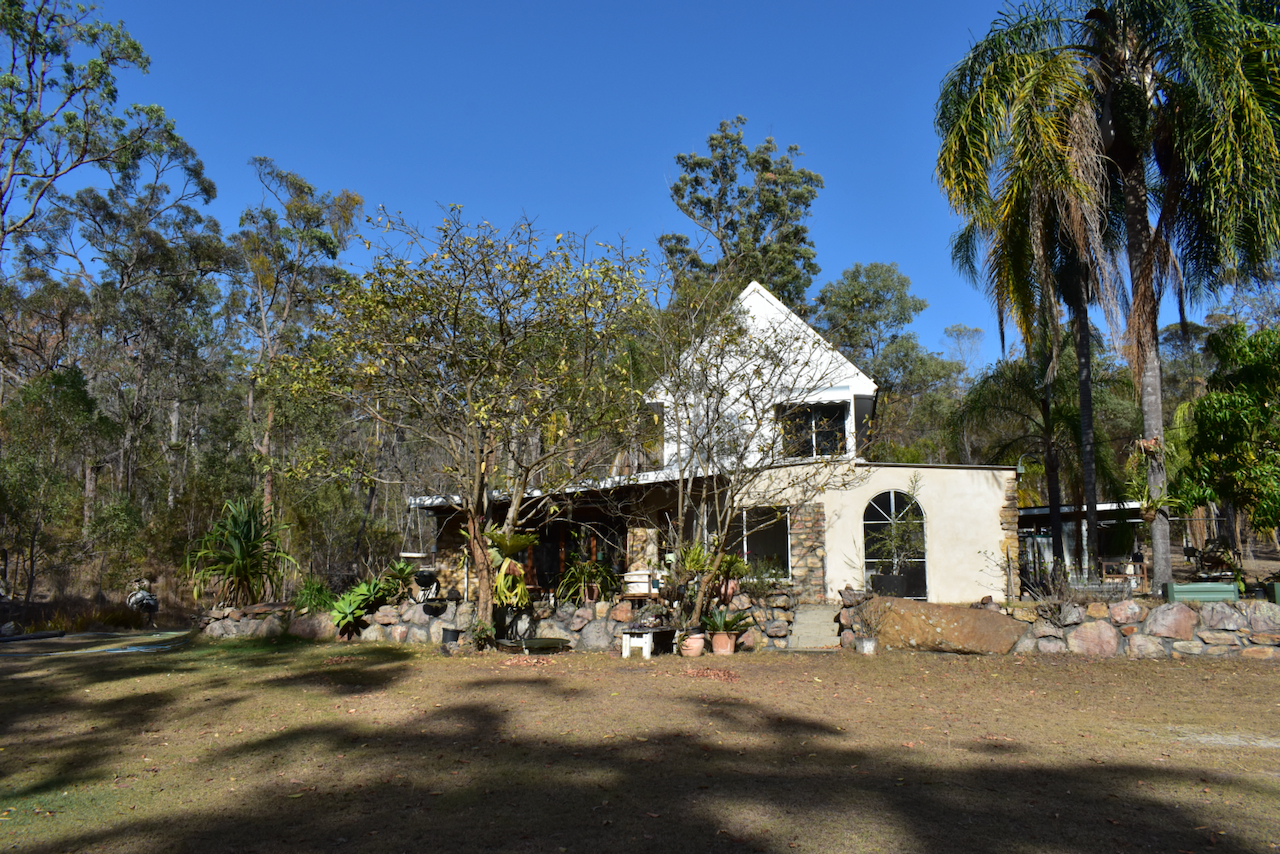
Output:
(293, 576), (336, 612)
(188, 498), (296, 606)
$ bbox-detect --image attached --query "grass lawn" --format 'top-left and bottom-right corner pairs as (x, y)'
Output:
(2, 637), (1278, 853)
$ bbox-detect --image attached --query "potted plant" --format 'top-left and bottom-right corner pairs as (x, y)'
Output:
(851, 596), (889, 655)
(679, 628), (706, 657)
(702, 606), (753, 655)
(556, 559), (619, 605)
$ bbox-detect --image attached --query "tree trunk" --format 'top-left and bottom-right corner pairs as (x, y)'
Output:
(1070, 301), (1100, 577)
(1040, 383), (1066, 572)
(83, 458), (97, 539)
(260, 405), (275, 519)
(467, 514), (493, 629)
(166, 399), (180, 511)
(1120, 165), (1172, 588)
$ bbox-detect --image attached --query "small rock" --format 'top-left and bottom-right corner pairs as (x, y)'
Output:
(839, 587), (861, 607)
(373, 606), (399, 626)
(1249, 632), (1280, 645)
(594, 602), (611, 620)
(773, 638), (788, 650)
(608, 601), (633, 622)
(1066, 620), (1120, 656)
(764, 620), (789, 638)
(1038, 637), (1067, 654)
(1126, 633), (1166, 659)
(1085, 602), (1110, 619)
(554, 602), (577, 622)
(228, 610), (244, 622)
(389, 624), (409, 643)
(1010, 608), (1037, 623)
(767, 593), (793, 609)
(840, 628), (856, 648)
(207, 608), (228, 620)
(1203, 645), (1235, 656)
(777, 609), (795, 623)
(1109, 600), (1148, 624)
(730, 593), (752, 611)
(1144, 603), (1198, 640)
(1240, 646), (1280, 660)
(288, 613), (337, 640)
(1120, 624), (1139, 636)
(1170, 640), (1204, 655)
(406, 626), (430, 644)
(736, 630), (756, 651)
(204, 619), (232, 639)
(404, 604), (433, 626)
(533, 606), (554, 620)
(1032, 619), (1064, 639)
(251, 614), (285, 638)
(1196, 629), (1242, 646)
(838, 607), (854, 629)
(360, 624), (386, 642)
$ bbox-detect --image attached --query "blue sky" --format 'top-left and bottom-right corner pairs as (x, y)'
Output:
(103, 0), (1194, 369)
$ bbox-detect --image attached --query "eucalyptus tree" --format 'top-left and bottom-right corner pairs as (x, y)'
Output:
(659, 116), (823, 315)
(231, 158), (362, 518)
(937, 0), (1280, 586)
(0, 0), (178, 257)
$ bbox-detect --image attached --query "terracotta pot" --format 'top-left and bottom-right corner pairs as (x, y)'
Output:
(680, 633), (706, 657)
(709, 631), (737, 655)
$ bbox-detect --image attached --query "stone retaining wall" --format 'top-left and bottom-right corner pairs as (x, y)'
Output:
(1007, 599), (1280, 660)
(199, 589), (799, 653)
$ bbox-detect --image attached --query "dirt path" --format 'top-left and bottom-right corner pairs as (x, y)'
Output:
(2, 639), (1277, 853)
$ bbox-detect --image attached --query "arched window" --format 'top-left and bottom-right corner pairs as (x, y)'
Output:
(863, 491), (926, 598)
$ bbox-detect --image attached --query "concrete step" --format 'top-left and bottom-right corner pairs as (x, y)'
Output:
(788, 604), (841, 649)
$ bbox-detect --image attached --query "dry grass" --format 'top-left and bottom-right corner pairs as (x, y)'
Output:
(1, 637), (1278, 853)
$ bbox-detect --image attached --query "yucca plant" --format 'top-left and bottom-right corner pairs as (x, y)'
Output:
(188, 498), (296, 607)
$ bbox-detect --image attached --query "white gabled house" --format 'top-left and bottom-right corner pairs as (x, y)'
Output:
(412, 281), (1020, 619)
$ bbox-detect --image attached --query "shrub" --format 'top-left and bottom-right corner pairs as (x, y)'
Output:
(189, 499), (296, 606)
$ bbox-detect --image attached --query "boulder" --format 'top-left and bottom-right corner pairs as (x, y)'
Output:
(1126, 634), (1166, 659)
(839, 586), (861, 607)
(1059, 603), (1086, 626)
(1171, 640), (1204, 655)
(764, 620), (790, 638)
(577, 619), (613, 651)
(554, 602), (577, 622)
(406, 626), (430, 644)
(730, 593), (752, 611)
(388, 624), (409, 644)
(249, 614), (285, 638)
(767, 593), (793, 609)
(404, 604), (433, 626)
(1196, 629), (1242, 646)
(1011, 631), (1037, 654)
(608, 601), (633, 623)
(1199, 602), (1248, 631)
(838, 607), (854, 629)
(1085, 602), (1110, 619)
(569, 607), (594, 632)
(360, 624), (386, 643)
(1250, 633), (1280, 646)
(204, 618), (234, 639)
(1109, 600), (1148, 624)
(1038, 637), (1067, 653)
(289, 613), (339, 640)
(840, 628), (856, 649)
(1239, 601), (1280, 634)
(372, 605), (399, 626)
(1066, 620), (1119, 656)
(1143, 603), (1198, 640)
(1032, 619), (1063, 639)
(1240, 646), (1280, 661)
(877, 599), (1028, 655)
(535, 621), (574, 641)
(736, 629), (757, 651)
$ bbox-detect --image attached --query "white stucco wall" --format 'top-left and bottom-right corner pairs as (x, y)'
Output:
(819, 463), (1016, 604)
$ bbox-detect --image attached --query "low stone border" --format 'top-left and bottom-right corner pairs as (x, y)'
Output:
(1008, 599), (1280, 660)
(198, 589), (798, 652)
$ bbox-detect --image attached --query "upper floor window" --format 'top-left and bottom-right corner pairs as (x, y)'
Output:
(776, 402), (847, 458)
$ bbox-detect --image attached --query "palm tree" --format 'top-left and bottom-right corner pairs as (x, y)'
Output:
(937, 0), (1280, 587)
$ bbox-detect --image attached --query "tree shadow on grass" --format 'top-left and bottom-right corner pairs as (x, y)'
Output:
(7, 666), (1273, 854)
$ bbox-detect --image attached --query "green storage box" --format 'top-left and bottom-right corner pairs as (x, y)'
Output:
(1164, 582), (1239, 602)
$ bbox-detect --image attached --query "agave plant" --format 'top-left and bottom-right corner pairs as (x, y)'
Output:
(189, 498), (296, 606)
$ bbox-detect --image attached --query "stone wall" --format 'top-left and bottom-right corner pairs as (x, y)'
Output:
(200, 589), (799, 654)
(1008, 599), (1280, 660)
(789, 503), (827, 605)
